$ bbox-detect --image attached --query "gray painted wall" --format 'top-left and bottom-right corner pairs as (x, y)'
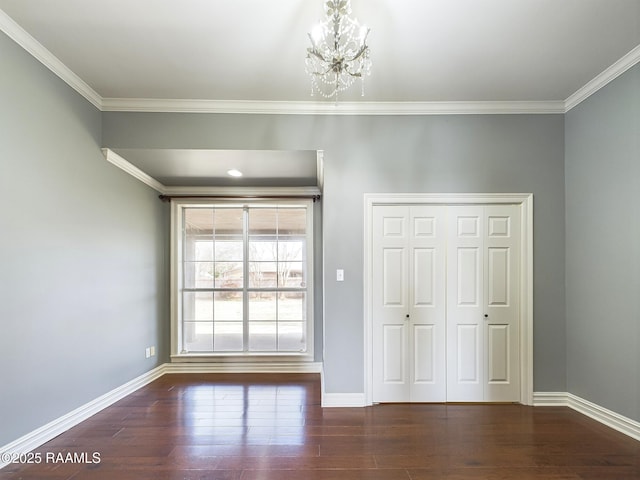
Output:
(102, 112), (567, 394)
(0, 32), (169, 445)
(565, 64), (640, 422)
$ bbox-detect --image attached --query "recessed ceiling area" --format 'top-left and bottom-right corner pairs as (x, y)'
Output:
(110, 149), (321, 189)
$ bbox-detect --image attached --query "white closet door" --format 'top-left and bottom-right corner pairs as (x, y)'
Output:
(446, 206), (485, 401)
(408, 206), (446, 402)
(484, 204), (520, 401)
(372, 205), (410, 402)
(372, 205), (446, 402)
(446, 205), (520, 402)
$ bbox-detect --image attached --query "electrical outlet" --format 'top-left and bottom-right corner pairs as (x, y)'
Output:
(150, 346), (156, 357)
(145, 347), (151, 358)
(336, 269), (344, 281)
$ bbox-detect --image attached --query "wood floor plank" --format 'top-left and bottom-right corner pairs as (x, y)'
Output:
(239, 469), (411, 480)
(217, 455), (377, 470)
(406, 467), (583, 479)
(0, 373), (638, 480)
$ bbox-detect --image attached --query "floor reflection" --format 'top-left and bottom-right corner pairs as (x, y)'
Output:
(176, 381), (308, 447)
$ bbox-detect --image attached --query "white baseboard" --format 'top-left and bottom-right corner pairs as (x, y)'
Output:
(319, 363), (366, 407)
(321, 392), (366, 407)
(0, 365), (165, 469)
(568, 393), (640, 441)
(534, 391), (640, 442)
(532, 391), (569, 406)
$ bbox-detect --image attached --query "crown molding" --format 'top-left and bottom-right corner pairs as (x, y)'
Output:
(2, 7), (637, 116)
(0, 9), (102, 110)
(162, 185), (322, 197)
(102, 148), (166, 193)
(565, 44), (640, 112)
(101, 97), (565, 115)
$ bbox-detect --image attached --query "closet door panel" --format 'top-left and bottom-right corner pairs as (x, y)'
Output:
(447, 206), (484, 401)
(484, 205), (520, 401)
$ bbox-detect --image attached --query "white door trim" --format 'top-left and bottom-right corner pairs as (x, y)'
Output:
(363, 193), (534, 406)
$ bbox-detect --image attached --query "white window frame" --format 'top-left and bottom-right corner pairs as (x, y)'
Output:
(170, 198), (315, 363)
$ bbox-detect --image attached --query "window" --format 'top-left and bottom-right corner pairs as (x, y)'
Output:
(171, 200), (314, 359)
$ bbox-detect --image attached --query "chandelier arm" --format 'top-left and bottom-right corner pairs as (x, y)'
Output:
(307, 49), (329, 63)
(342, 62), (363, 76)
(307, 33), (320, 51)
(312, 65), (336, 76)
(345, 45), (369, 63)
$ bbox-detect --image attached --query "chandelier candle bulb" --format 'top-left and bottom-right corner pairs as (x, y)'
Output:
(305, 0), (372, 100)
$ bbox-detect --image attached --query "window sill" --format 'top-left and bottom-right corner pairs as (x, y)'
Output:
(170, 353), (315, 363)
(167, 354), (321, 373)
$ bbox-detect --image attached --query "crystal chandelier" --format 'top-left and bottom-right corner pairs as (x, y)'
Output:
(305, 0), (371, 99)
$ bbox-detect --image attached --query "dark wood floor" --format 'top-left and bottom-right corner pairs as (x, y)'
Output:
(2, 373), (639, 479)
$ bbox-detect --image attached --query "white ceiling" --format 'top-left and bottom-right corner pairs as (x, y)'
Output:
(1, 0), (639, 113)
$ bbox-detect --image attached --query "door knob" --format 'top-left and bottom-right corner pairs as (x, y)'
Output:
(484, 314), (489, 318)
(405, 314), (410, 321)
